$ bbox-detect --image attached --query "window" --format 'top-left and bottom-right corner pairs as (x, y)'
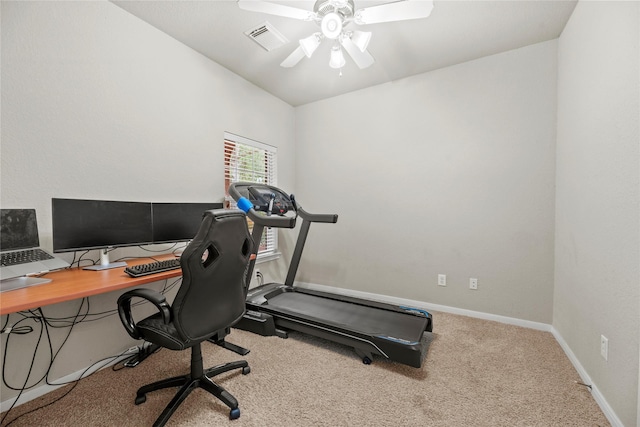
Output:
(224, 132), (278, 259)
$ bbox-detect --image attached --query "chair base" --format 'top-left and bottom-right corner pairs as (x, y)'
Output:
(134, 344), (250, 426)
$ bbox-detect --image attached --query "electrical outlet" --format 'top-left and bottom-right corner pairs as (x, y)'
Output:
(254, 269), (263, 286)
(438, 274), (446, 287)
(600, 335), (608, 361)
(469, 278), (478, 290)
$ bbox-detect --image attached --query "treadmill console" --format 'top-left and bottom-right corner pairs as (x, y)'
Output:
(238, 184), (294, 216)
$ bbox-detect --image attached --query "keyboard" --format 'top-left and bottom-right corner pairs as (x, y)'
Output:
(1, 248), (54, 267)
(124, 259), (181, 278)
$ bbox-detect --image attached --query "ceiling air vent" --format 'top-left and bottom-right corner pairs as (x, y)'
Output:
(244, 21), (289, 52)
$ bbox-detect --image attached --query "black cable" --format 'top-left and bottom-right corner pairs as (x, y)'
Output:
(137, 243), (180, 253)
(0, 314), (46, 426)
(115, 256), (161, 264)
(2, 299), (100, 425)
(1, 316), (47, 391)
(0, 325), (33, 335)
(2, 298), (88, 393)
(2, 286), (173, 386)
(41, 301), (89, 387)
(17, 304), (112, 326)
(16, 306), (85, 329)
(1, 267), (181, 424)
(70, 250), (94, 268)
(1, 347), (135, 426)
(172, 246), (187, 257)
(111, 342), (155, 372)
(160, 278), (182, 295)
(28, 296), (150, 325)
(14, 279), (176, 329)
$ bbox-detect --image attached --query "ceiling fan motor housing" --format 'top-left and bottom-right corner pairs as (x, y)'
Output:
(315, 0), (354, 38)
(321, 13), (343, 39)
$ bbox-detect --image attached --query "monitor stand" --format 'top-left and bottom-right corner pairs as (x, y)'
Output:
(0, 276), (52, 292)
(83, 248), (127, 271)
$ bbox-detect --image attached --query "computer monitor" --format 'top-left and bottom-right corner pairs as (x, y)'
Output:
(52, 198), (223, 270)
(52, 198), (154, 270)
(151, 202), (223, 244)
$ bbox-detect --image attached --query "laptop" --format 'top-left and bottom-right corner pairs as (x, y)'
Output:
(1, 209), (70, 291)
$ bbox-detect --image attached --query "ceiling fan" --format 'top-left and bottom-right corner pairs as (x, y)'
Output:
(238, 0), (434, 70)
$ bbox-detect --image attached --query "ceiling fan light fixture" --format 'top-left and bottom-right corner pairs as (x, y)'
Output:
(329, 45), (346, 69)
(299, 33), (321, 57)
(321, 12), (343, 39)
(239, 0), (436, 74)
(350, 30), (371, 52)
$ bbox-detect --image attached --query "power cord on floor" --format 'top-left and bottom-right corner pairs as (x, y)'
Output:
(111, 342), (160, 371)
(574, 380), (592, 391)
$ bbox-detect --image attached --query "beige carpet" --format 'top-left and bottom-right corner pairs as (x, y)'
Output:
(1, 311), (609, 426)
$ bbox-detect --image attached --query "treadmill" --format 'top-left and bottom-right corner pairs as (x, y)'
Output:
(231, 182), (433, 368)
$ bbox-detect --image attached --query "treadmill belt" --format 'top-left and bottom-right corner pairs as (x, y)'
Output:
(266, 292), (427, 342)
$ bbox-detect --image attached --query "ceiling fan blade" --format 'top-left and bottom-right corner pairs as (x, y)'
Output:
(354, 0), (434, 25)
(340, 38), (374, 69)
(280, 46), (307, 68)
(238, 1), (315, 21)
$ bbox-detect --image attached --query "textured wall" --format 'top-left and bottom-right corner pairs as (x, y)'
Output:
(554, 2), (640, 426)
(295, 40), (558, 324)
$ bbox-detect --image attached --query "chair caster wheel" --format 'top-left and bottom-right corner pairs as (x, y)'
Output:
(242, 366), (251, 375)
(229, 408), (241, 420)
(362, 356), (372, 365)
(135, 394), (146, 405)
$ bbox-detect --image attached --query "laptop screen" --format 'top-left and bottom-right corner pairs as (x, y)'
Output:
(0, 209), (40, 251)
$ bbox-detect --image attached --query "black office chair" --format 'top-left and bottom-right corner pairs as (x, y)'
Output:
(117, 209), (254, 426)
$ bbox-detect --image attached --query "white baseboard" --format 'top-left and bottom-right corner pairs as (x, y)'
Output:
(297, 280), (622, 426)
(550, 328), (624, 427)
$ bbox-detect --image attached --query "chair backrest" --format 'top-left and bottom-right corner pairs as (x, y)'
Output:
(172, 209), (253, 343)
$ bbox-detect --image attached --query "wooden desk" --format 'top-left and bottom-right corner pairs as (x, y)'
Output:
(0, 256), (182, 315)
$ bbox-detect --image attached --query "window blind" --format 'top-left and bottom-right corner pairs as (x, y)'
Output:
(224, 133), (277, 257)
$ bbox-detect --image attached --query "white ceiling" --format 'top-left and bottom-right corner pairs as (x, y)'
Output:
(111, 0), (577, 106)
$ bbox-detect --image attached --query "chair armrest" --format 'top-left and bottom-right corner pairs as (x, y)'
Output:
(117, 288), (171, 340)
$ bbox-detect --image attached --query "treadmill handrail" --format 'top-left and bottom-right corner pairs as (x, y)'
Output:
(297, 206), (338, 224)
(247, 208), (297, 229)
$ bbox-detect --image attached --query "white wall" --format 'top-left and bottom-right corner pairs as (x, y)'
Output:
(555, 2), (639, 426)
(295, 40), (558, 324)
(0, 0), (295, 404)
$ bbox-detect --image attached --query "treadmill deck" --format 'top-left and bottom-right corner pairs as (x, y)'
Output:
(265, 291), (428, 343)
